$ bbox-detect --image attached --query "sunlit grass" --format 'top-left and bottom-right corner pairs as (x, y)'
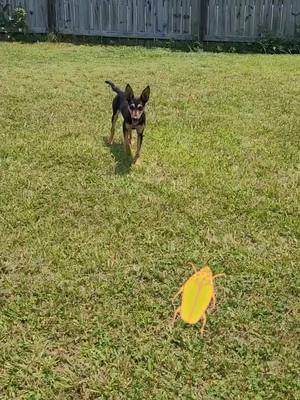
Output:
(0, 43), (299, 399)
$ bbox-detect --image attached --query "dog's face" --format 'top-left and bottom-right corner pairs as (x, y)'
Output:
(125, 84), (150, 125)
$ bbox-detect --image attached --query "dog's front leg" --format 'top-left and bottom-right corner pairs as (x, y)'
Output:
(123, 122), (132, 157)
(134, 125), (144, 164)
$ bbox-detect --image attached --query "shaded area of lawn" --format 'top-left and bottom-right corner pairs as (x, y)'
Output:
(0, 43), (299, 399)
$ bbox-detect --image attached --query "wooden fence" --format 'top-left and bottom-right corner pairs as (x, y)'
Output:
(205, 0), (300, 41)
(53, 0), (196, 39)
(1, 0), (300, 41)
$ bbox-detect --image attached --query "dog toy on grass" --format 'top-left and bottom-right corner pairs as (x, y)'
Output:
(172, 263), (225, 336)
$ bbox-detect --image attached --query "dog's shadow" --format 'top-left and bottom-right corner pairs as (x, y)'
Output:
(103, 137), (133, 175)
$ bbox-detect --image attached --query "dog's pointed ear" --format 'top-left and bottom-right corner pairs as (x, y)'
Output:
(125, 84), (134, 101)
(141, 86), (150, 104)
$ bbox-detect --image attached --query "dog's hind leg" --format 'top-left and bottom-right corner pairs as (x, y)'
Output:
(108, 97), (119, 145)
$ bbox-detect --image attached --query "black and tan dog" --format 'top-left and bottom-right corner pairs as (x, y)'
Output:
(105, 80), (150, 163)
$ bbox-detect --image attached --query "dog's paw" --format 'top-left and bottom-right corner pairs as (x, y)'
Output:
(133, 156), (142, 166)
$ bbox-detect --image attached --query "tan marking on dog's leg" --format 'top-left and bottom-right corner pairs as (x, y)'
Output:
(124, 124), (132, 156)
(133, 125), (144, 164)
(128, 130), (132, 145)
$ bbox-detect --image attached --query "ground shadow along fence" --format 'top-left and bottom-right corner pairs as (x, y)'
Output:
(1, 1), (299, 41)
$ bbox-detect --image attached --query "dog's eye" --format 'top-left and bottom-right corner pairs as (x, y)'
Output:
(129, 104), (135, 111)
(137, 105), (143, 111)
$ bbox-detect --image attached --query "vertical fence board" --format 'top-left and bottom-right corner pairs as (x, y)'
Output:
(182, 0), (190, 34)
(271, 0), (280, 35)
(135, 0), (144, 33)
(156, 0), (163, 33)
(145, 0), (153, 34)
(294, 0), (300, 37)
(174, 0), (181, 33)
(101, 0), (109, 31)
(291, 0), (300, 37)
(109, 0), (117, 32)
(253, 0), (262, 37)
(244, 0), (253, 37)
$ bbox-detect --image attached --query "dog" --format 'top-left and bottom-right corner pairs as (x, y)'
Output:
(105, 80), (150, 164)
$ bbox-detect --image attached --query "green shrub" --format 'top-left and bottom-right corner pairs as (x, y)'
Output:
(257, 33), (300, 54)
(0, 5), (27, 36)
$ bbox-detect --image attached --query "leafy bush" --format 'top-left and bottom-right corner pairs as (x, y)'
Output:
(257, 33), (300, 54)
(12, 7), (27, 32)
(0, 5), (27, 36)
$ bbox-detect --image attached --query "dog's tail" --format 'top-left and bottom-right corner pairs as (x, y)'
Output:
(105, 80), (121, 94)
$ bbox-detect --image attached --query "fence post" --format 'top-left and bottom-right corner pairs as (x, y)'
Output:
(47, 0), (56, 33)
(199, 0), (209, 41)
(191, 0), (201, 40)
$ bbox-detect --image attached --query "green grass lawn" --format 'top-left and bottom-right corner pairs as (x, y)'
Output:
(0, 42), (299, 399)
